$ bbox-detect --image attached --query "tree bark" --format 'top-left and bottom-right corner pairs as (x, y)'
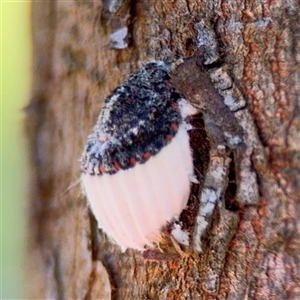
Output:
(27, 1), (300, 299)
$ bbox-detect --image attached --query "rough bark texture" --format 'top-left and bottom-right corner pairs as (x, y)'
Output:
(27, 1), (300, 299)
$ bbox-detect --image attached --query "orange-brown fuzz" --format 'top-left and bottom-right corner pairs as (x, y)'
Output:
(142, 152), (151, 161)
(129, 157), (137, 166)
(171, 122), (179, 131)
(113, 160), (121, 170)
(169, 100), (179, 110)
(166, 134), (173, 141)
(98, 164), (105, 174)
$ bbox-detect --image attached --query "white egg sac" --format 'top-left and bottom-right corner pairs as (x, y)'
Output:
(81, 62), (199, 251)
(81, 123), (194, 251)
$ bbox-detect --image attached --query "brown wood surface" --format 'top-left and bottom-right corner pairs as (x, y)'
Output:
(27, 1), (300, 299)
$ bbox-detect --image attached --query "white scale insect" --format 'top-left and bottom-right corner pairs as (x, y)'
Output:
(81, 62), (198, 251)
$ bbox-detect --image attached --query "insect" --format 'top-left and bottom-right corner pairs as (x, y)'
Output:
(81, 62), (198, 251)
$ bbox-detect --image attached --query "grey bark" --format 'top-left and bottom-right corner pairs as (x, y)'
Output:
(27, 1), (300, 299)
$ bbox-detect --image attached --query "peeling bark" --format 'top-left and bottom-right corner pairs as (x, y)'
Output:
(27, 0), (300, 299)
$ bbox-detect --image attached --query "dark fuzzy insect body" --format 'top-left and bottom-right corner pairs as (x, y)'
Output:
(81, 62), (183, 175)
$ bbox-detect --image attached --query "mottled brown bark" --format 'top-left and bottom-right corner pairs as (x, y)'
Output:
(27, 1), (300, 299)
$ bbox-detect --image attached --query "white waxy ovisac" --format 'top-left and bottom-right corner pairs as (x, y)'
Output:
(81, 123), (194, 251)
(81, 62), (200, 252)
